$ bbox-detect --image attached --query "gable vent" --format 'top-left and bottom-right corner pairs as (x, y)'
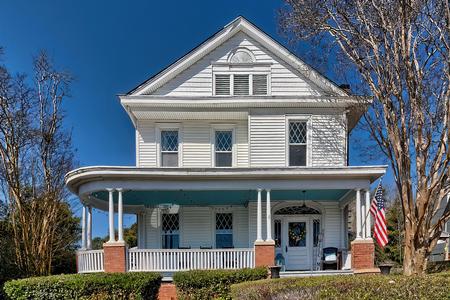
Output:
(215, 74), (230, 95)
(252, 74), (268, 95)
(233, 74), (249, 95)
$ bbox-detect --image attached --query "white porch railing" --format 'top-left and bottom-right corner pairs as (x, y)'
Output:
(128, 248), (255, 272)
(77, 250), (104, 273)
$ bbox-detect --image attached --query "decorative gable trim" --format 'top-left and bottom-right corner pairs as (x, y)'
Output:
(127, 16), (348, 97)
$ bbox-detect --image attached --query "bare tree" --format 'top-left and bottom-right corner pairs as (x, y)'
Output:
(279, 0), (450, 275)
(0, 50), (76, 276)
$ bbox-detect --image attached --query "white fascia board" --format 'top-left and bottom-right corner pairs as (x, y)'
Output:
(65, 165), (387, 194)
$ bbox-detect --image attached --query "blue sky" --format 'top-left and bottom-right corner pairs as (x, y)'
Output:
(0, 1), (391, 238)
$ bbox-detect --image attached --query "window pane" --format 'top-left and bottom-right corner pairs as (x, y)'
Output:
(289, 122), (307, 144)
(289, 145), (306, 166)
(216, 213), (232, 230)
(274, 220), (281, 248)
(161, 130), (178, 151)
(162, 234), (179, 249)
(216, 153), (232, 167)
(288, 222), (306, 247)
(233, 74), (249, 95)
(313, 219), (320, 247)
(215, 75), (230, 95)
(253, 74), (267, 95)
(216, 234), (233, 248)
(215, 131), (232, 151)
(162, 214), (179, 232)
(162, 153), (178, 167)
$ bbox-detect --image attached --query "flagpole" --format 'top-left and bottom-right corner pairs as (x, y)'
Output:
(360, 177), (383, 238)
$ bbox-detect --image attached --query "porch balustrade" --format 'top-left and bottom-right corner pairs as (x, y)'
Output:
(77, 249), (104, 273)
(127, 248), (255, 272)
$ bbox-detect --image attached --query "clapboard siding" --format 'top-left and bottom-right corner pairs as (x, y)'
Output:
(248, 110), (346, 167)
(137, 121), (157, 167)
(249, 115), (286, 167)
(141, 206), (249, 249)
(136, 120), (248, 167)
(151, 32), (322, 96)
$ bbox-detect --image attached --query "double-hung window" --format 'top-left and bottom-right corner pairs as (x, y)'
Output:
(288, 120), (308, 166)
(160, 130), (179, 167)
(161, 213), (179, 249)
(214, 130), (233, 167)
(216, 213), (233, 248)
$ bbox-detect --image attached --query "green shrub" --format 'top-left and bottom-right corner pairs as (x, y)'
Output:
(173, 267), (268, 300)
(231, 272), (450, 300)
(427, 260), (450, 274)
(3, 272), (162, 300)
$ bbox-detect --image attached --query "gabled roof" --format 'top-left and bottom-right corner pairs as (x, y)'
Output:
(126, 16), (348, 97)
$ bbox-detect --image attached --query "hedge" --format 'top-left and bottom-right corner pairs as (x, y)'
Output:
(427, 260), (450, 274)
(231, 272), (450, 300)
(173, 267), (268, 300)
(3, 272), (162, 300)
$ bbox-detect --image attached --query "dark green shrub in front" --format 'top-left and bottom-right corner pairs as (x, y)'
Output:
(173, 267), (268, 300)
(3, 272), (162, 300)
(427, 260), (450, 274)
(231, 272), (450, 300)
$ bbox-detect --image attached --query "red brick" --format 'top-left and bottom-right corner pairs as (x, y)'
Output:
(351, 239), (376, 271)
(103, 242), (127, 273)
(255, 242), (275, 267)
(158, 283), (177, 300)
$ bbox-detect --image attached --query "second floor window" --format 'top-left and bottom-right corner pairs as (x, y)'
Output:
(162, 213), (179, 249)
(161, 130), (179, 167)
(215, 130), (233, 167)
(289, 121), (307, 166)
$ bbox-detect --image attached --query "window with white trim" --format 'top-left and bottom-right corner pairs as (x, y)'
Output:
(214, 130), (233, 167)
(214, 74), (268, 96)
(216, 213), (233, 248)
(161, 213), (179, 249)
(160, 130), (179, 167)
(288, 121), (307, 166)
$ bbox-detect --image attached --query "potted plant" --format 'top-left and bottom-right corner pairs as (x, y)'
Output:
(378, 260), (395, 275)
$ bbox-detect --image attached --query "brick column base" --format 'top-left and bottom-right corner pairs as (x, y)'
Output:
(103, 242), (127, 273)
(255, 241), (275, 267)
(351, 239), (380, 274)
(158, 283), (177, 300)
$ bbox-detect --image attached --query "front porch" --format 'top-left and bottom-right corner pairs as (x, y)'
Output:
(68, 166), (385, 274)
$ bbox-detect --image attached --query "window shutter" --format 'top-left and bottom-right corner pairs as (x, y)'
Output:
(215, 74), (230, 95)
(233, 74), (249, 95)
(252, 74), (268, 95)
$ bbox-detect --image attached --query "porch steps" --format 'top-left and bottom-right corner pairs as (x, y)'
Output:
(280, 270), (353, 278)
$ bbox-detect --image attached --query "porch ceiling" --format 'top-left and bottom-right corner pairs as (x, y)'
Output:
(90, 189), (350, 206)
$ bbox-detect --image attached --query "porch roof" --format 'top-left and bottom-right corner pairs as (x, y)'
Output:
(65, 165), (386, 211)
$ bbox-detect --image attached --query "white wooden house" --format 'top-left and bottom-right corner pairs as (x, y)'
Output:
(66, 16), (386, 275)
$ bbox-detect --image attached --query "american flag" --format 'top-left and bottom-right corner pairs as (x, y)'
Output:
(370, 181), (388, 247)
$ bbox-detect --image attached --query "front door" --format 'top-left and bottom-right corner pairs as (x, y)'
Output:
(283, 218), (310, 270)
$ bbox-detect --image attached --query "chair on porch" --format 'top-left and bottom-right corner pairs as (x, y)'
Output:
(322, 247), (338, 270)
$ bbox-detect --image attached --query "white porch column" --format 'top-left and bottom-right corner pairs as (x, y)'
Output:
(256, 188), (263, 242)
(365, 189), (371, 239)
(117, 188), (124, 242)
(81, 205), (87, 249)
(355, 189), (362, 239)
(87, 206), (92, 249)
(361, 194), (366, 238)
(107, 188), (115, 243)
(266, 189), (273, 242)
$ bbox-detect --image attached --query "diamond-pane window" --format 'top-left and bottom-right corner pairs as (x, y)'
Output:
(289, 121), (307, 166)
(289, 122), (307, 144)
(215, 131), (232, 151)
(161, 130), (178, 151)
(215, 130), (233, 167)
(216, 213), (233, 248)
(162, 213), (179, 249)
